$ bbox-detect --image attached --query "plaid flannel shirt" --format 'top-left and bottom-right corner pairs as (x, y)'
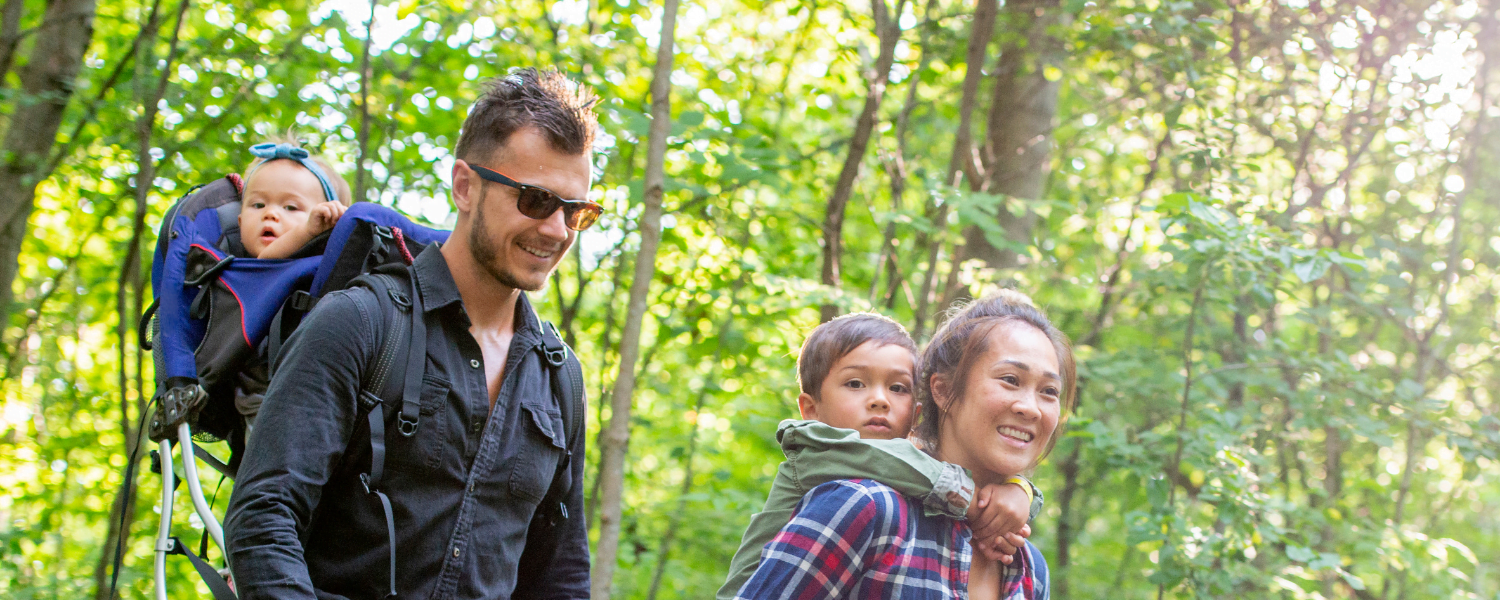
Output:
(733, 479), (970, 599)
(733, 478), (1049, 600)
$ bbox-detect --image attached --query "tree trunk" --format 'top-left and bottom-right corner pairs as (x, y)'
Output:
(354, 0), (378, 204)
(0, 0), (24, 87)
(963, 0), (1066, 269)
(591, 0), (678, 597)
(0, 0), (98, 326)
(587, 246), (630, 532)
(913, 0), (995, 339)
(872, 0), (936, 309)
(819, 0), (905, 323)
(92, 2), (189, 597)
(945, 0), (996, 189)
(1054, 438), (1082, 599)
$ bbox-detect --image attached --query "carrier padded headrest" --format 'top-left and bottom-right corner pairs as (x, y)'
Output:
(215, 202), (248, 257)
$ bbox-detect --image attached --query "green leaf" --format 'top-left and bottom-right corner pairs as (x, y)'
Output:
(1339, 569), (1367, 590)
(1293, 258), (1329, 283)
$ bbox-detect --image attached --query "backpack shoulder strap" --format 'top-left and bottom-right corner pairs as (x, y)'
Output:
(536, 320), (583, 528)
(355, 273), (411, 401)
(540, 321), (584, 453)
(345, 270), (420, 599)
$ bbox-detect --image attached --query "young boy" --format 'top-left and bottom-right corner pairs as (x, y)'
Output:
(237, 140), (351, 259)
(717, 313), (1043, 599)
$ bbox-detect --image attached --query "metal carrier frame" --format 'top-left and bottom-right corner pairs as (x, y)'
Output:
(147, 383), (239, 600)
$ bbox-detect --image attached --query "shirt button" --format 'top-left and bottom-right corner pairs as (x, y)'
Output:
(470, 359), (480, 369)
(453, 547), (461, 558)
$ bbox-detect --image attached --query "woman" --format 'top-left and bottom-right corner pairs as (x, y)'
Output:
(734, 290), (1076, 599)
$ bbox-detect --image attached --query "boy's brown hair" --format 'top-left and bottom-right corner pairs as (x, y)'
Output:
(796, 313), (918, 400)
(241, 134), (352, 205)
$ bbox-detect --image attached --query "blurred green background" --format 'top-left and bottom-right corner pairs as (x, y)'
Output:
(0, 0), (1496, 598)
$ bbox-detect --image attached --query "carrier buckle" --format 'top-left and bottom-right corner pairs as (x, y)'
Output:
(288, 290), (316, 312)
(387, 288), (411, 312)
(149, 383), (208, 441)
(542, 323), (567, 367)
(544, 347), (567, 367)
(397, 415), (419, 437)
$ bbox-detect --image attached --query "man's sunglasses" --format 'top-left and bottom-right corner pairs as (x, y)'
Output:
(468, 164), (602, 231)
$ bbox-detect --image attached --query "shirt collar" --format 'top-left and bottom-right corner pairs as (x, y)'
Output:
(412, 244), (463, 311)
(412, 243), (542, 343)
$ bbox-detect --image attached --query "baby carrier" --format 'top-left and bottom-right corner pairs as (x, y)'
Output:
(122, 171), (586, 599)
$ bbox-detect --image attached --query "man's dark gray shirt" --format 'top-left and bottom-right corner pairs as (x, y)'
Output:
(226, 245), (589, 600)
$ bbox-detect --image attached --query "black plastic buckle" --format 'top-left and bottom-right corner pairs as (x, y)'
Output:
(184, 255), (235, 287)
(542, 501), (570, 527)
(541, 324), (567, 366)
(388, 288), (411, 312)
(367, 226), (393, 267)
(288, 290), (316, 312)
(358, 391), (382, 412)
(397, 415), (419, 437)
(150, 383), (207, 441)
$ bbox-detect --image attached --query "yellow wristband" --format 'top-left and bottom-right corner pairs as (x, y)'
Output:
(1004, 475), (1034, 505)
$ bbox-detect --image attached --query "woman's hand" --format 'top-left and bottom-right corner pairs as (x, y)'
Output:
(967, 483), (1032, 563)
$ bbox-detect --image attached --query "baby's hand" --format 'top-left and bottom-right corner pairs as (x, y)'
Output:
(967, 482), (1031, 564)
(304, 202), (346, 235)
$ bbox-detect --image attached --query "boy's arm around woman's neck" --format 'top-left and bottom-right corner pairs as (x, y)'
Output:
(776, 419), (973, 518)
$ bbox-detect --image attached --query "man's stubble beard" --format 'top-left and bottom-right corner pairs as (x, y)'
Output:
(469, 184), (549, 292)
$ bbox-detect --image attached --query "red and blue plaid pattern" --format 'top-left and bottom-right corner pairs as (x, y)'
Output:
(733, 479), (972, 599)
(1002, 538), (1050, 599)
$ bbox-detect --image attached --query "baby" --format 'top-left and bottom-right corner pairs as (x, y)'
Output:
(238, 141), (351, 259)
(231, 140), (352, 431)
(718, 313), (1041, 599)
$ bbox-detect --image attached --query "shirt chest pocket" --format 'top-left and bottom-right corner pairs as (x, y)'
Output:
(508, 401), (566, 503)
(387, 374), (451, 473)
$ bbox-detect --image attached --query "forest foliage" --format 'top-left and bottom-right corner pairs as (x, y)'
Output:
(0, 0), (1497, 598)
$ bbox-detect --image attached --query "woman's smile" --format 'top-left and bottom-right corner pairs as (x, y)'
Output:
(997, 425), (1035, 445)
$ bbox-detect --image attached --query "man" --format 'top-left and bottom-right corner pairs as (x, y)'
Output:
(226, 68), (597, 600)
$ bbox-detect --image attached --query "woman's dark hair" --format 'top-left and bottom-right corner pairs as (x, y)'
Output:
(914, 290), (1078, 464)
(455, 67), (598, 163)
(797, 313), (917, 399)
